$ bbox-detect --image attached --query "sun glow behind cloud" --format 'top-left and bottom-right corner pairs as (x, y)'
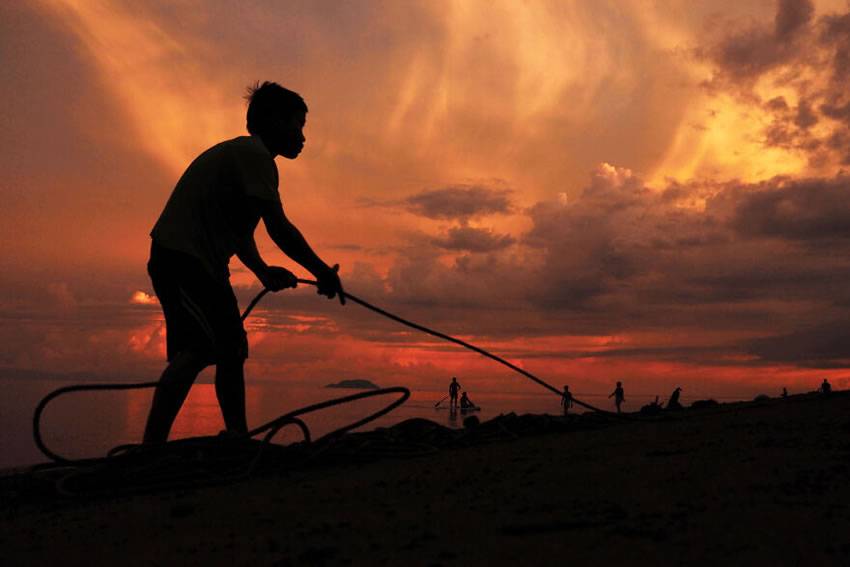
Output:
(36, 0), (240, 176)
(653, 92), (812, 186)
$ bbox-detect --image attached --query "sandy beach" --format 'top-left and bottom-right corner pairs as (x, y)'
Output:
(2, 391), (849, 566)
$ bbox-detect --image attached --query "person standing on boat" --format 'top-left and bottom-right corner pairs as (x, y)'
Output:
(561, 385), (573, 415)
(143, 81), (345, 444)
(449, 377), (461, 408)
(609, 381), (625, 414)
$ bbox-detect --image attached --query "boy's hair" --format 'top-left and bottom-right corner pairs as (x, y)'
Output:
(244, 81), (308, 135)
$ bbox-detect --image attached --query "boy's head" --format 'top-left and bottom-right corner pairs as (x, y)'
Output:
(245, 81), (308, 159)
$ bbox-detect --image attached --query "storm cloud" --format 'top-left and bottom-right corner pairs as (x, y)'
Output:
(402, 186), (515, 221)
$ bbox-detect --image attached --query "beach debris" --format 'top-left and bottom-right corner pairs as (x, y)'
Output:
(640, 396), (664, 415)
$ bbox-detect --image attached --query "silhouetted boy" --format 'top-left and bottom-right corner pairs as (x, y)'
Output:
(609, 381), (625, 414)
(449, 377), (461, 408)
(820, 379), (832, 395)
(143, 81), (344, 444)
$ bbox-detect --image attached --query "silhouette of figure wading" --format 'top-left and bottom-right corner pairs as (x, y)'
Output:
(143, 82), (345, 444)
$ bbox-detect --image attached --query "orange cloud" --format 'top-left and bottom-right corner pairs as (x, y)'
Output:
(130, 291), (157, 305)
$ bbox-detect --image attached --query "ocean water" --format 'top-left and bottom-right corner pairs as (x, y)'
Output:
(0, 375), (738, 470)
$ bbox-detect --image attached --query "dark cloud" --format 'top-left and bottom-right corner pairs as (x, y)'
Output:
(403, 186), (515, 220)
(701, 1), (850, 168)
(746, 320), (850, 368)
(512, 166), (850, 353)
(430, 226), (515, 252)
(727, 174), (850, 241)
(705, 0), (813, 82)
(775, 0), (815, 40)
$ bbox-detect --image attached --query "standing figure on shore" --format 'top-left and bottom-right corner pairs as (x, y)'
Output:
(561, 385), (573, 415)
(142, 81), (345, 444)
(819, 378), (832, 395)
(609, 381), (625, 414)
(781, 387), (788, 399)
(667, 387), (683, 410)
(449, 377), (461, 408)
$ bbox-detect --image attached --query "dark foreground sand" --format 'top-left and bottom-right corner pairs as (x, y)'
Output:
(2, 391), (849, 566)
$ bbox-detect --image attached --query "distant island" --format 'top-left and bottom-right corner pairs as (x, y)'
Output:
(325, 379), (379, 390)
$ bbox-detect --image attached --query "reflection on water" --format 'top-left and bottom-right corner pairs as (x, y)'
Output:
(1, 376), (671, 470)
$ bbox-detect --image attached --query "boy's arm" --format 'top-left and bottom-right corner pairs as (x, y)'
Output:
(254, 197), (345, 304)
(234, 235), (297, 291)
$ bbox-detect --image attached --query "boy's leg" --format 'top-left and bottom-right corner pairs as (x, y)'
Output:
(143, 351), (208, 444)
(215, 355), (248, 434)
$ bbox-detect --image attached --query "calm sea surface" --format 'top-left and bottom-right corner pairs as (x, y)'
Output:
(0, 375), (746, 470)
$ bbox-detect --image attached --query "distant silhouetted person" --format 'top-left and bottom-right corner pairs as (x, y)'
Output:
(667, 387), (683, 410)
(460, 391), (476, 409)
(819, 379), (832, 395)
(781, 387), (788, 399)
(449, 377), (461, 408)
(609, 381), (625, 414)
(561, 385), (573, 415)
(143, 82), (345, 444)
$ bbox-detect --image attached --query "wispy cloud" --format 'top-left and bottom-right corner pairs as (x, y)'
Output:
(35, 0), (241, 175)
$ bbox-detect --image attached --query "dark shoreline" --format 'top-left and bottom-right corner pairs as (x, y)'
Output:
(3, 391), (849, 566)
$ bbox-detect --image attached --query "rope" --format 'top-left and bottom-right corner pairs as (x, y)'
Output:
(29, 278), (616, 495)
(280, 279), (612, 415)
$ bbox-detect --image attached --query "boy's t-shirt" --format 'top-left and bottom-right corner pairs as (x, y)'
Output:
(151, 136), (280, 282)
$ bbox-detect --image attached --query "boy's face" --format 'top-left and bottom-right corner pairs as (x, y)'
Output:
(266, 111), (306, 159)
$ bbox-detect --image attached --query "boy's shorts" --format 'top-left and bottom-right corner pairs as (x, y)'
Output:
(148, 240), (247, 364)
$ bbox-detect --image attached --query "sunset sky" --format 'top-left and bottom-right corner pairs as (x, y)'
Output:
(3, 0), (850, 407)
